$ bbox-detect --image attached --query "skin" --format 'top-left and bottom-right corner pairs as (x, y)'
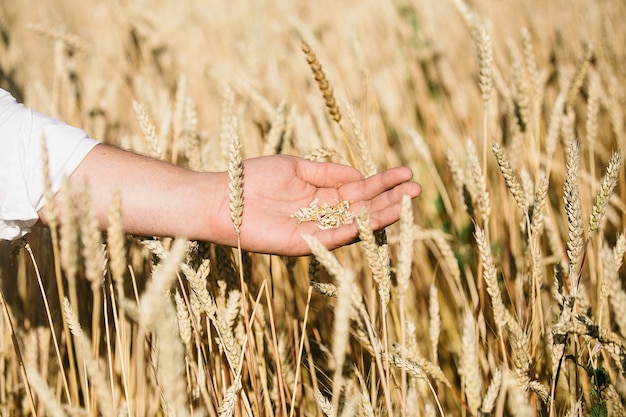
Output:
(39, 144), (422, 256)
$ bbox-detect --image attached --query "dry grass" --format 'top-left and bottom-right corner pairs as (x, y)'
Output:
(1, 0), (626, 415)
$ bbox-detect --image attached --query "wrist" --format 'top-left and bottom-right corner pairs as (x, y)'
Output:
(191, 171), (236, 247)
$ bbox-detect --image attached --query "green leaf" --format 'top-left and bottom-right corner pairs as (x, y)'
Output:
(590, 403), (608, 417)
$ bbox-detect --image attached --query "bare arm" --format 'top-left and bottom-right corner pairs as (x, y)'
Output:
(39, 143), (422, 256)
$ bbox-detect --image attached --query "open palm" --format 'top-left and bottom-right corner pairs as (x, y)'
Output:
(233, 155), (421, 255)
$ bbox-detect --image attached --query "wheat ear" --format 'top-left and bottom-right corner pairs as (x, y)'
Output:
(218, 377), (242, 417)
(466, 139), (491, 227)
(475, 227), (506, 337)
(138, 239), (188, 415)
(563, 138), (584, 287)
(344, 100), (377, 177)
(301, 40), (358, 167)
(357, 207), (389, 307)
(428, 284), (440, 364)
(481, 367), (502, 414)
(25, 368), (68, 417)
(492, 141), (529, 214)
(106, 189), (126, 297)
(303, 234), (354, 417)
(226, 113), (244, 236)
(460, 311), (481, 414)
(301, 40), (341, 123)
(133, 100), (162, 159)
(63, 298), (116, 417)
(589, 150), (622, 235)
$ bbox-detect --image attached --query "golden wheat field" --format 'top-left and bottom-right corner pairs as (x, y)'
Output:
(1, 0), (626, 415)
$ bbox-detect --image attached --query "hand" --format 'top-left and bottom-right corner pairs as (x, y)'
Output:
(45, 145), (420, 257)
(218, 155), (421, 256)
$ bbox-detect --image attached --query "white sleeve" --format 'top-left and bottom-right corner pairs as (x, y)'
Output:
(0, 88), (100, 240)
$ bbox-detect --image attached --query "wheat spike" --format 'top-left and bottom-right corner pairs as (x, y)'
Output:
(344, 100), (377, 177)
(106, 189), (126, 293)
(475, 227), (506, 336)
(155, 299), (188, 416)
(389, 344), (452, 388)
(466, 139), (491, 226)
(530, 173), (549, 238)
(476, 25), (493, 103)
(607, 235), (626, 336)
(77, 185), (105, 291)
(521, 27), (541, 109)
(585, 70), (601, 149)
(511, 57), (531, 133)
(589, 150), (622, 234)
(357, 207), (386, 302)
(303, 146), (337, 162)
(181, 260), (242, 372)
(492, 141), (529, 214)
(315, 389), (335, 417)
(262, 100), (287, 156)
(219, 85), (236, 167)
(446, 149), (469, 213)
(481, 368), (502, 414)
(563, 137), (584, 281)
(460, 311), (482, 414)
(396, 195), (414, 295)
(301, 40), (341, 123)
(218, 377), (242, 417)
(565, 46), (593, 112)
(63, 298), (116, 417)
(226, 114), (244, 235)
(59, 178), (79, 283)
(428, 284), (440, 364)
(25, 368), (69, 417)
(28, 23), (92, 53)
(302, 234), (344, 279)
(133, 100), (162, 159)
(606, 384), (625, 417)
(174, 291), (192, 347)
(310, 281), (338, 298)
(545, 93), (565, 165)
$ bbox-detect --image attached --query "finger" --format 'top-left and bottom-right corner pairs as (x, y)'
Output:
(340, 167), (416, 201)
(296, 158), (362, 188)
(311, 222), (361, 252)
(362, 181), (422, 213)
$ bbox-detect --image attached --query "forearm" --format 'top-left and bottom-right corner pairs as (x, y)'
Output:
(40, 144), (235, 244)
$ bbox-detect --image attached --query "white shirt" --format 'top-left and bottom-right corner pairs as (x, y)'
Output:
(0, 88), (100, 240)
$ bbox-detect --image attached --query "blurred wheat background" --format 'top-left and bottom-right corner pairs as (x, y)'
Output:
(0, 0), (625, 415)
